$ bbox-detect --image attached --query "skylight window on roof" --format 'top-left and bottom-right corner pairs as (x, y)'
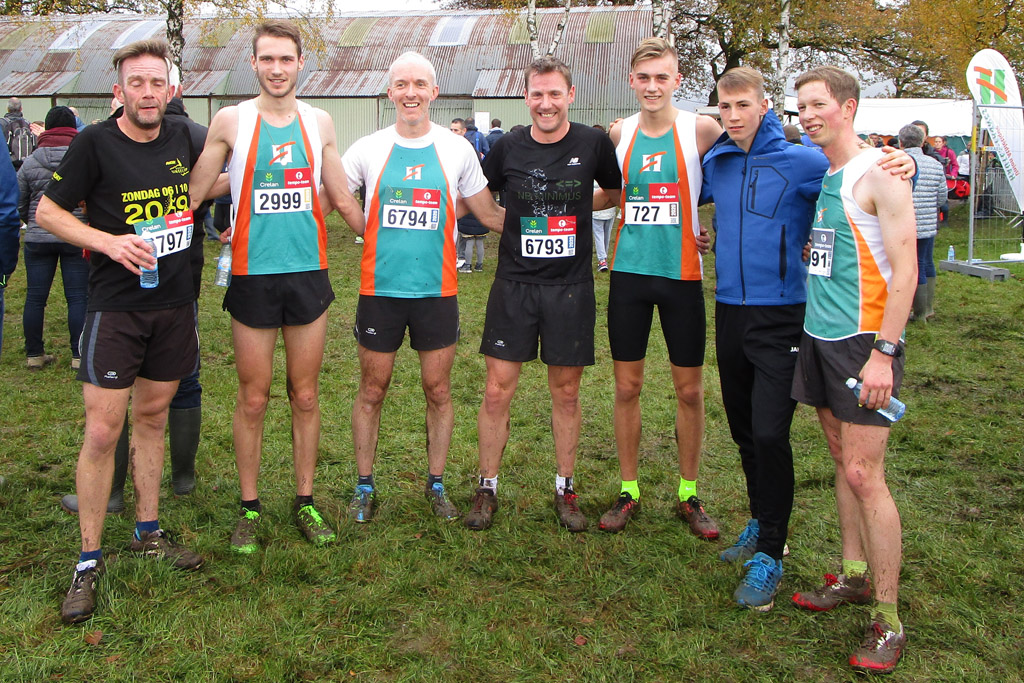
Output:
(429, 16), (478, 46)
(111, 21), (164, 50)
(50, 21), (109, 51)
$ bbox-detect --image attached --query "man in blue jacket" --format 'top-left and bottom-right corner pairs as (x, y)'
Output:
(0, 141), (20, 359)
(700, 66), (913, 611)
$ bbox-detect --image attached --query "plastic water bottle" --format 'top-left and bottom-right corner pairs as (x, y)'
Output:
(139, 234), (158, 289)
(845, 378), (906, 422)
(947, 245), (955, 261)
(214, 240), (232, 287)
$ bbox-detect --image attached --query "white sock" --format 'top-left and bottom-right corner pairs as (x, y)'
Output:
(479, 475), (498, 494)
(556, 475), (573, 495)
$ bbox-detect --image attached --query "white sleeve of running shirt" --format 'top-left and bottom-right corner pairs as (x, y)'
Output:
(455, 142), (489, 199)
(340, 136), (367, 194)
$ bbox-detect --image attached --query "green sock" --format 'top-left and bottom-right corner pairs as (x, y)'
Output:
(842, 559), (869, 578)
(677, 477), (697, 502)
(620, 480), (640, 501)
(873, 601), (902, 632)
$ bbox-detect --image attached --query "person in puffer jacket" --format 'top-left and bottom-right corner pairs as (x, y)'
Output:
(898, 123), (946, 321)
(698, 66), (916, 611)
(17, 105), (88, 370)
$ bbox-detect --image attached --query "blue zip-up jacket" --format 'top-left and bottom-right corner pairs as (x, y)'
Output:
(700, 109), (828, 305)
(0, 140), (20, 280)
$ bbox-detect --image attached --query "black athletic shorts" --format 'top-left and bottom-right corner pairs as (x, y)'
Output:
(224, 270), (334, 328)
(353, 295), (459, 353)
(791, 332), (905, 428)
(607, 270), (705, 367)
(480, 278), (595, 366)
(77, 303), (199, 389)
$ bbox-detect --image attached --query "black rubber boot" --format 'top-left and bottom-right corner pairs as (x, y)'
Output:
(61, 419), (129, 514)
(169, 406), (201, 496)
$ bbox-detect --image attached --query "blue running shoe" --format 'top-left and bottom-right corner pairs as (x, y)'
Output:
(734, 552), (783, 611)
(348, 484), (376, 523)
(720, 518), (759, 564)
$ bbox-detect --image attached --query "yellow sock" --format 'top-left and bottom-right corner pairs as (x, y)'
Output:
(678, 477), (696, 502)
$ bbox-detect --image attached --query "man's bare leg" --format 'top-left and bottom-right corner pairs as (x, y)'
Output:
(77, 384), (132, 553)
(548, 365), (584, 478)
(351, 345), (397, 477)
(477, 356), (522, 479)
(130, 377), (180, 524)
(419, 344), (457, 477)
(282, 312), (328, 497)
(671, 364), (704, 481)
(231, 320), (278, 502)
(612, 360), (645, 482)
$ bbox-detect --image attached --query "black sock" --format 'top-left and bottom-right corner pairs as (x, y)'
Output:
(358, 474), (375, 488)
(241, 498), (261, 513)
(295, 494), (314, 508)
(426, 473), (443, 488)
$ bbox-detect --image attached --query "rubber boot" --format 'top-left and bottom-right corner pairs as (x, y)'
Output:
(925, 276), (936, 320)
(910, 283), (928, 322)
(169, 406), (200, 496)
(61, 419), (129, 514)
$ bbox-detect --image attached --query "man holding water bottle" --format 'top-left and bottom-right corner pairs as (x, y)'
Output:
(36, 39), (221, 624)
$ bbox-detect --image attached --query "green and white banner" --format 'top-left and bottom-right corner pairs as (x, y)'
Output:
(967, 49), (1024, 212)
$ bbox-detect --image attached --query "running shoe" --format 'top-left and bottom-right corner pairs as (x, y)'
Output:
(295, 502), (336, 546)
(425, 482), (460, 520)
(463, 487), (497, 530)
(26, 354), (55, 370)
(792, 573), (872, 612)
(598, 492), (640, 533)
(849, 618), (906, 674)
(61, 558), (104, 624)
(720, 518), (759, 563)
(130, 529), (203, 570)
(348, 484), (376, 523)
(554, 489), (588, 532)
(597, 259), (609, 272)
(458, 264), (473, 274)
(230, 508), (261, 554)
(733, 552), (783, 611)
(677, 495), (719, 540)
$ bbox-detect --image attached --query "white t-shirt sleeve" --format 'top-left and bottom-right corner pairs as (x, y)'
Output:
(456, 144), (489, 198)
(340, 138), (365, 194)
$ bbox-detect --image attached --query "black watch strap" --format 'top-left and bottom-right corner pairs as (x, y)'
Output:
(873, 338), (902, 357)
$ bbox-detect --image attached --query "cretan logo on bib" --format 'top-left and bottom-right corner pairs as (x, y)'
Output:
(269, 141), (295, 166)
(404, 165), (424, 181)
(640, 152), (666, 173)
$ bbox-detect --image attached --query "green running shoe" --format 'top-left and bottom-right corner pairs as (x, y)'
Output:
(295, 503), (336, 546)
(230, 508), (261, 554)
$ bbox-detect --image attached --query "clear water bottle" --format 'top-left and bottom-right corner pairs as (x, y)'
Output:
(139, 234), (158, 289)
(845, 377), (906, 422)
(947, 245), (955, 261)
(214, 239), (232, 287)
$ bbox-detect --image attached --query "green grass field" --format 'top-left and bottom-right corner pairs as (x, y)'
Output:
(1, 205), (1023, 681)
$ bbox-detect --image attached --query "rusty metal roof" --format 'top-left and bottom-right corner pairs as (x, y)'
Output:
(0, 6), (651, 109)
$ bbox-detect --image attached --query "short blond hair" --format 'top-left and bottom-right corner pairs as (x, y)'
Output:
(630, 37), (677, 72)
(795, 66), (860, 106)
(717, 66), (764, 100)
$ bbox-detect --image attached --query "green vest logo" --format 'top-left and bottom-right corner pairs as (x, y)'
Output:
(974, 67), (1009, 105)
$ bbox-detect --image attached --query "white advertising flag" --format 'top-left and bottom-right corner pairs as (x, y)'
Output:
(966, 49), (1024, 212)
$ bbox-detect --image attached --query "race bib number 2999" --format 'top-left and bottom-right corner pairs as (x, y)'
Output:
(520, 216), (576, 258)
(254, 168), (313, 215)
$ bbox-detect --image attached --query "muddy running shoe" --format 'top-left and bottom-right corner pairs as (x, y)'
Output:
(230, 508), (261, 554)
(849, 618), (906, 674)
(27, 354), (55, 370)
(792, 573), (872, 612)
(720, 518), (759, 563)
(348, 484), (376, 524)
(734, 552), (783, 611)
(677, 496), (719, 540)
(295, 503), (336, 546)
(598, 492), (641, 533)
(554, 489), (588, 532)
(463, 487), (498, 531)
(425, 482), (460, 521)
(130, 529), (203, 570)
(61, 558), (104, 624)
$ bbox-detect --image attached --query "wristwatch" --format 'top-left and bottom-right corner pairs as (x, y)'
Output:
(873, 338), (902, 357)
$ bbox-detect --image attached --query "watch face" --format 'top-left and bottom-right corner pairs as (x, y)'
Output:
(875, 340), (897, 356)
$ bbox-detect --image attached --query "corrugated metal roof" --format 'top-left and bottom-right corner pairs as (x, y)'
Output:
(300, 69), (388, 97)
(0, 70), (77, 96)
(184, 69), (230, 96)
(0, 6), (651, 108)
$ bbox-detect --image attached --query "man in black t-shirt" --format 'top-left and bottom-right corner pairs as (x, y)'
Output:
(36, 40), (222, 625)
(464, 57), (621, 533)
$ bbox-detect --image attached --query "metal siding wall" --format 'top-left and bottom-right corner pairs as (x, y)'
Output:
(304, 97), (381, 155)
(472, 98), (529, 130)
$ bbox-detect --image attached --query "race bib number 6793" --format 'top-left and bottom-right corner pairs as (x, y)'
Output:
(520, 216), (576, 258)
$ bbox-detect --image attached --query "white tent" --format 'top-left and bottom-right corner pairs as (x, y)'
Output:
(782, 96), (973, 136)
